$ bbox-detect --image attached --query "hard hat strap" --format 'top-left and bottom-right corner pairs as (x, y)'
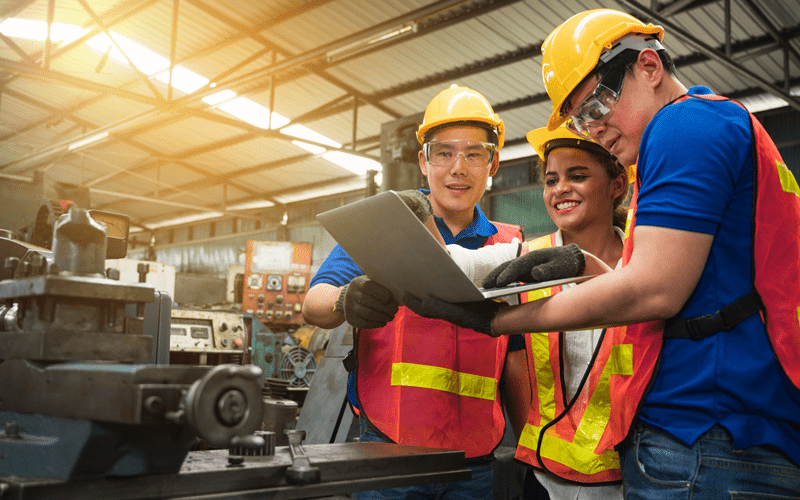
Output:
(599, 33), (665, 66)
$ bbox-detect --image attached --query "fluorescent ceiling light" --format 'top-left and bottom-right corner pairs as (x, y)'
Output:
(146, 211), (223, 229)
(86, 32), (169, 76)
(368, 25), (413, 45)
(67, 131), (109, 151)
(273, 176), (369, 204)
(203, 89), (237, 105)
(227, 199), (276, 210)
(0, 19), (84, 42)
(218, 98), (290, 129)
(282, 124), (341, 147)
(739, 85), (800, 114)
(290, 141), (382, 177)
(292, 140), (326, 154)
(5, 17), (369, 183)
(322, 151), (382, 176)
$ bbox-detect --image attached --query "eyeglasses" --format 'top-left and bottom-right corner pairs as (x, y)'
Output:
(423, 140), (496, 168)
(564, 65), (628, 138)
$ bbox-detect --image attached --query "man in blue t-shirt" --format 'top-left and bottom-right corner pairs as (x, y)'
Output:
(403, 9), (800, 498)
(303, 85), (527, 500)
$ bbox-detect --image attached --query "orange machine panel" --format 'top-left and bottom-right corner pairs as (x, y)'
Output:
(243, 241), (312, 332)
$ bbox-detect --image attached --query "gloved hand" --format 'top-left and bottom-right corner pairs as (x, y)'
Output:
(395, 190), (433, 222)
(403, 294), (506, 337)
(482, 243), (585, 289)
(334, 276), (399, 329)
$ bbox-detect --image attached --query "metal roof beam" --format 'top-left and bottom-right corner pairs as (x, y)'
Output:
(0, 32), (37, 65)
(293, 23), (800, 124)
(184, 0), (400, 119)
(0, 0), (158, 89)
(617, 0), (800, 112)
(319, 0), (524, 68)
(90, 187), (267, 221)
(76, 0), (164, 101)
(738, 0), (800, 72)
(0, 58), (161, 107)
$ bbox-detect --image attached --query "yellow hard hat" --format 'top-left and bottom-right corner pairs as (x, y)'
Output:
(541, 9), (664, 131)
(417, 84), (505, 149)
(527, 125), (610, 162)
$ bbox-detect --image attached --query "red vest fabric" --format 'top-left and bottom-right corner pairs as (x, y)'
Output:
(513, 233), (627, 484)
(355, 221), (522, 458)
(598, 94), (800, 455)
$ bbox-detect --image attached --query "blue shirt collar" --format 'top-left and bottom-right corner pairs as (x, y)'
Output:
(418, 189), (498, 249)
(687, 85), (714, 96)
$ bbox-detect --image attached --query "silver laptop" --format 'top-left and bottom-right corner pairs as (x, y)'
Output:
(316, 190), (591, 303)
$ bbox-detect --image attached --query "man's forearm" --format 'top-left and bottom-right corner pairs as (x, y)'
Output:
(491, 226), (714, 335)
(302, 283), (346, 329)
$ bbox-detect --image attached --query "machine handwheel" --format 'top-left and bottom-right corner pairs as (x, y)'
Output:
(184, 364), (264, 448)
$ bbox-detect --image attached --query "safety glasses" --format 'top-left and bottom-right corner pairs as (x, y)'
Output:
(565, 65), (628, 138)
(423, 140), (496, 168)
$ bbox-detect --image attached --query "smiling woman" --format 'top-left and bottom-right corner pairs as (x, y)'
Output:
(408, 124), (630, 498)
(533, 126), (629, 238)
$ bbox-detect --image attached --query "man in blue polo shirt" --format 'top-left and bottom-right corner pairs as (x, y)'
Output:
(404, 9), (800, 499)
(303, 84), (526, 500)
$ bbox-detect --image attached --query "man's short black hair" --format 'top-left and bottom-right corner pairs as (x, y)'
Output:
(562, 46), (676, 117)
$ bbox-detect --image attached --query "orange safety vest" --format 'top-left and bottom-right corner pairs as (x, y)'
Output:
(598, 95), (800, 451)
(355, 222), (522, 458)
(514, 233), (628, 484)
(516, 94), (800, 482)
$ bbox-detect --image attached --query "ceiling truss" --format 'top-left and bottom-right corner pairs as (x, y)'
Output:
(1, 0), (798, 232)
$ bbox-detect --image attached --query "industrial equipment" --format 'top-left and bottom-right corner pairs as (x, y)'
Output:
(0, 207), (470, 499)
(2, 440), (469, 499)
(105, 257), (176, 297)
(243, 240), (312, 332)
(170, 307), (249, 366)
(0, 207), (264, 479)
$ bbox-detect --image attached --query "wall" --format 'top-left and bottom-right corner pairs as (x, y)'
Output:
(127, 191), (365, 280)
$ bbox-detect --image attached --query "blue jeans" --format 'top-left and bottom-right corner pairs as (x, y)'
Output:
(619, 420), (800, 499)
(351, 417), (494, 500)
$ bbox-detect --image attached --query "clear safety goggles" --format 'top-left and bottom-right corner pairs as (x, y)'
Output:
(423, 140), (496, 168)
(565, 64), (628, 138)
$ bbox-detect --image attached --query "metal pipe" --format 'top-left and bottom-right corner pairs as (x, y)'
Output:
(615, 0), (800, 113)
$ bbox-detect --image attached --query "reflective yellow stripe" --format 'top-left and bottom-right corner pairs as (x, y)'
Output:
(519, 424), (620, 474)
(626, 164), (636, 184)
(531, 332), (555, 424)
(518, 344), (633, 475)
(524, 236), (554, 303)
(796, 306), (800, 328)
(624, 208), (634, 240)
(527, 237), (553, 252)
(777, 161), (800, 197)
(522, 236), (557, 425)
(390, 362), (496, 400)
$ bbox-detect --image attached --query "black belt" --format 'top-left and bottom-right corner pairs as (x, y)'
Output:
(663, 290), (763, 340)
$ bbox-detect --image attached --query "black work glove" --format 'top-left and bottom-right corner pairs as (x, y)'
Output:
(334, 276), (399, 329)
(482, 243), (585, 289)
(403, 294), (506, 337)
(395, 190), (433, 222)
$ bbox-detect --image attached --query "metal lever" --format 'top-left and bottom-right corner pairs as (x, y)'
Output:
(285, 430), (321, 485)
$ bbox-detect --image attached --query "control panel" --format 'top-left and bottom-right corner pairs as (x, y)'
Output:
(170, 307), (248, 365)
(242, 241), (312, 332)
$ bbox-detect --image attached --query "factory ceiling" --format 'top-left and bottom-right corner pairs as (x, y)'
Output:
(0, 0), (798, 236)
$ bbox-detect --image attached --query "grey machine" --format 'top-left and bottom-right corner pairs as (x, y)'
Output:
(0, 206), (469, 499)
